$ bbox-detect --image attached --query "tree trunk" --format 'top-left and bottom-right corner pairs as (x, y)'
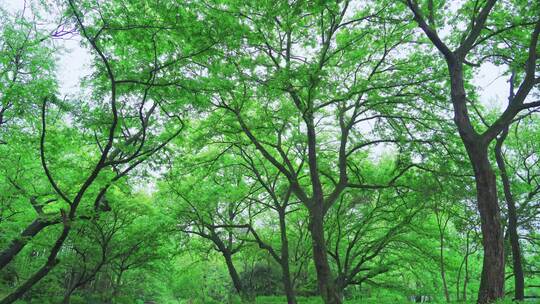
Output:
(467, 145), (505, 304)
(464, 230), (469, 302)
(62, 288), (75, 304)
(222, 251), (244, 296)
(495, 129), (525, 301)
(438, 220), (450, 302)
(111, 268), (124, 300)
(1, 225), (70, 304)
(278, 210), (297, 304)
(463, 230), (469, 302)
(0, 219), (53, 270)
(457, 230), (471, 302)
(334, 276), (347, 303)
(308, 204), (340, 304)
(281, 261), (296, 304)
(62, 271), (76, 304)
(448, 60), (504, 303)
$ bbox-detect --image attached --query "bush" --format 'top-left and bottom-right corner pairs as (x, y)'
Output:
(240, 264), (282, 297)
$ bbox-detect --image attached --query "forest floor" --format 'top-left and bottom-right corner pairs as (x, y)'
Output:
(250, 297), (520, 304)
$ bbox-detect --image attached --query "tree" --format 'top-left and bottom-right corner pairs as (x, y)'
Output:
(0, 0), (186, 300)
(495, 113), (540, 300)
(232, 144), (305, 304)
(0, 4), (60, 270)
(405, 0), (540, 302)
(162, 155), (255, 299)
(325, 161), (426, 299)
(59, 195), (142, 304)
(206, 1), (440, 302)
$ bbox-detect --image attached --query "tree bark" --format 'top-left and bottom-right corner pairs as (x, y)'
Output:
(447, 60), (504, 304)
(281, 257), (297, 304)
(111, 268), (125, 299)
(304, 112), (340, 304)
(1, 224), (70, 304)
(222, 251), (244, 296)
(495, 128), (525, 301)
(463, 232), (469, 302)
(334, 277), (347, 303)
(308, 203), (341, 304)
(0, 219), (55, 270)
(62, 288), (75, 304)
(436, 213), (450, 302)
(457, 230), (471, 302)
(466, 145), (505, 304)
(406, 2), (538, 301)
(278, 210), (297, 304)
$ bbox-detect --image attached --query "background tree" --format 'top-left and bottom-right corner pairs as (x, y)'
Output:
(206, 1), (445, 302)
(405, 0), (540, 302)
(495, 113), (540, 301)
(161, 152), (256, 299)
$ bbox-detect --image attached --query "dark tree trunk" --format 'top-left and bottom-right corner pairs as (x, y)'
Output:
(406, 3), (538, 302)
(438, 222), (450, 302)
(1, 225), (70, 304)
(111, 268), (124, 299)
(467, 145), (505, 304)
(304, 114), (340, 304)
(222, 251), (244, 296)
(334, 277), (346, 303)
(463, 232), (469, 302)
(0, 219), (54, 270)
(448, 60), (504, 304)
(278, 210), (297, 304)
(62, 263), (104, 304)
(308, 203), (340, 304)
(495, 129), (525, 301)
(281, 259), (296, 304)
(62, 271), (76, 304)
(62, 288), (75, 304)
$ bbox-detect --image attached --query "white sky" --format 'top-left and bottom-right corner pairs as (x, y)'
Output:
(474, 63), (509, 111)
(2, 0), (91, 97)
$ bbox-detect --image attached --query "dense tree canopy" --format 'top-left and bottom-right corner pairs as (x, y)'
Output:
(0, 1), (539, 304)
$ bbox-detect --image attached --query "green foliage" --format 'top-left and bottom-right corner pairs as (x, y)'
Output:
(0, 1), (539, 304)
